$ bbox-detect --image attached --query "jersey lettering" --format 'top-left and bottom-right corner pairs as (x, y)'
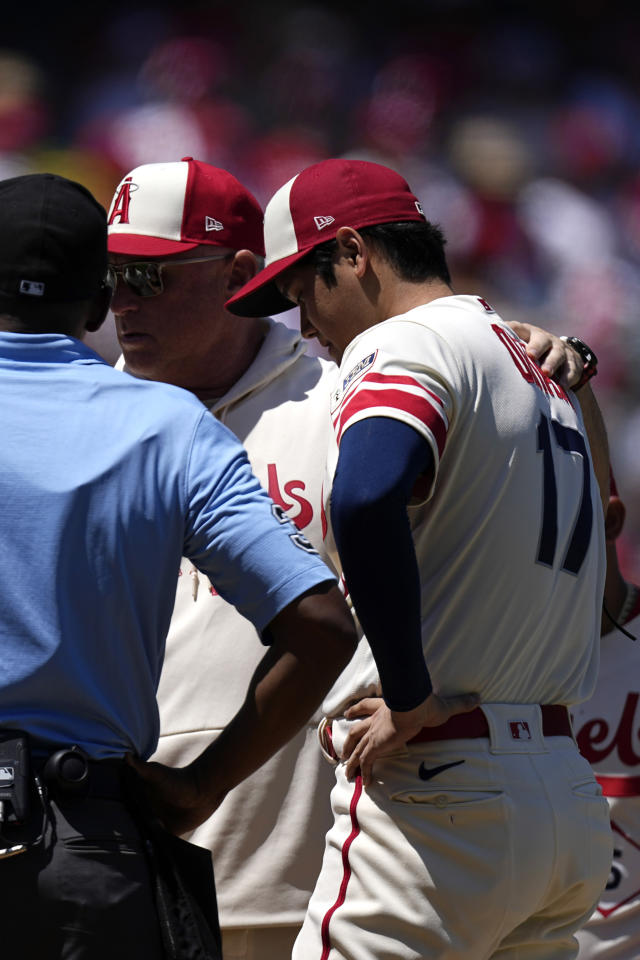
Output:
(536, 412), (592, 575)
(267, 463), (313, 530)
(492, 324), (570, 404)
(575, 692), (640, 767)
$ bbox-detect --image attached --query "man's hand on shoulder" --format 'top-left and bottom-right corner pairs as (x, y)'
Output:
(505, 321), (583, 389)
(341, 692), (479, 786)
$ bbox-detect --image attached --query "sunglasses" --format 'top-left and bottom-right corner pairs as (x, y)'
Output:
(106, 252), (233, 298)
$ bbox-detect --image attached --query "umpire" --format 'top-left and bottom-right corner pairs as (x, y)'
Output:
(0, 173), (356, 958)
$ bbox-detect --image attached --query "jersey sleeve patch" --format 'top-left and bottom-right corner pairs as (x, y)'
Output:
(332, 370), (448, 456)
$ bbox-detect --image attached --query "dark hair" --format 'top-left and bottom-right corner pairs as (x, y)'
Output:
(308, 220), (451, 288)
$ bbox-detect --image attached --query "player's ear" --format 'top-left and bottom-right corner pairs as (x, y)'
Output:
(605, 496), (626, 543)
(225, 250), (259, 296)
(335, 227), (367, 276)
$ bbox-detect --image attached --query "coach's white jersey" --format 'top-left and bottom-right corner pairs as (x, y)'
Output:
(148, 319), (340, 928)
(322, 294), (605, 717)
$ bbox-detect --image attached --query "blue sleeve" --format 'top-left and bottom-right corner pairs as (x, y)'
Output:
(183, 411), (335, 635)
(330, 416), (434, 711)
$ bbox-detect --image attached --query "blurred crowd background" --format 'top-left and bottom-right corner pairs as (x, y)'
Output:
(3, 0), (640, 576)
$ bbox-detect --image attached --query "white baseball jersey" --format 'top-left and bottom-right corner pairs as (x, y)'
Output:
(294, 294), (611, 960)
(574, 596), (640, 959)
(144, 319), (341, 929)
(322, 294), (605, 717)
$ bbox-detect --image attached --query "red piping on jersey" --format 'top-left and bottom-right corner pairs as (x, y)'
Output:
(320, 482), (327, 540)
(335, 387), (447, 454)
(596, 773), (640, 797)
(320, 774), (363, 960)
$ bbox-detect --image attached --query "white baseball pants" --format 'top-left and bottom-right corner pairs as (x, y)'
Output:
(293, 704), (612, 960)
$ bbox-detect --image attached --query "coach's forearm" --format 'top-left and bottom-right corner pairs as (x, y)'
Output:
(576, 384), (609, 516)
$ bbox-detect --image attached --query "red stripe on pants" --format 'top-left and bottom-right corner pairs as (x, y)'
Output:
(320, 774), (363, 960)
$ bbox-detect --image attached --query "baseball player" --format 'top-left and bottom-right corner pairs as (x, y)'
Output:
(107, 157), (342, 959)
(573, 473), (640, 959)
(226, 158), (613, 960)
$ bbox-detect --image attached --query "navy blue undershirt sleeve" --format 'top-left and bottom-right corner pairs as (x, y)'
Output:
(330, 416), (435, 712)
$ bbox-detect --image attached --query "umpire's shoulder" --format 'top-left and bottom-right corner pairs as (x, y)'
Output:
(106, 362), (213, 423)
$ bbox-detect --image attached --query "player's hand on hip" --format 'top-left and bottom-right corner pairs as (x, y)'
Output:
(504, 321), (583, 389)
(342, 691), (479, 786)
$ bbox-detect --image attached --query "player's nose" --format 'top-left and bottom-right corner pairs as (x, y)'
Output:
(299, 306), (317, 340)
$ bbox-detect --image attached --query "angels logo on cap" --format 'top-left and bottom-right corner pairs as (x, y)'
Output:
(107, 157), (265, 258)
(225, 158), (427, 318)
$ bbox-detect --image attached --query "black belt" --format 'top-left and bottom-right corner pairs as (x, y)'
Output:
(32, 746), (127, 801)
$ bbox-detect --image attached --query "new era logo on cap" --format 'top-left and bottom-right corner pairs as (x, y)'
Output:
(225, 158), (428, 318)
(314, 215), (335, 230)
(107, 157), (265, 258)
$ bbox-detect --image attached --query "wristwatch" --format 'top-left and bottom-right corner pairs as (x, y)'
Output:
(560, 336), (598, 391)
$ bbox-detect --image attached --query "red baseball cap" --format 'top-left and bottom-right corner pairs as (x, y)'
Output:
(226, 158), (427, 317)
(107, 157), (265, 257)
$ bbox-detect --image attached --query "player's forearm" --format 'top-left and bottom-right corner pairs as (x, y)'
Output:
(333, 492), (432, 711)
(187, 584), (357, 805)
(331, 418), (435, 712)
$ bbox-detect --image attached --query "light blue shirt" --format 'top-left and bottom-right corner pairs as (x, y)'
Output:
(0, 332), (333, 758)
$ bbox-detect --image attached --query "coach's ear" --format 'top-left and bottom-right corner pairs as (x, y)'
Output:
(226, 250), (259, 296)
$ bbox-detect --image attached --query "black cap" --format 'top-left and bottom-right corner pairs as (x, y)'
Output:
(0, 173), (107, 304)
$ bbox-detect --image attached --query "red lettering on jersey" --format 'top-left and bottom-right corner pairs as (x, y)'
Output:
(575, 692), (640, 767)
(491, 324), (570, 404)
(340, 572), (350, 600)
(477, 297), (494, 313)
(108, 177), (134, 225)
(320, 483), (327, 540)
(267, 463), (313, 530)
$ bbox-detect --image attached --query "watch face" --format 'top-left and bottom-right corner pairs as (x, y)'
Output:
(569, 337), (597, 368)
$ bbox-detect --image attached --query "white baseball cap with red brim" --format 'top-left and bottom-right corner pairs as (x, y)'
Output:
(107, 156), (265, 258)
(225, 158), (426, 318)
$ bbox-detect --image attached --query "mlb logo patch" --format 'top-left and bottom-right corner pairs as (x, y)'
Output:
(509, 721), (532, 740)
(342, 352), (376, 392)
